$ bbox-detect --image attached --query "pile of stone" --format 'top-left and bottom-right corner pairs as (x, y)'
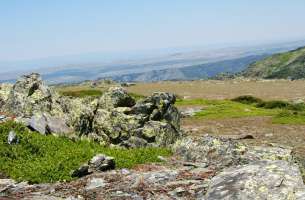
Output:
(0, 73), (182, 147)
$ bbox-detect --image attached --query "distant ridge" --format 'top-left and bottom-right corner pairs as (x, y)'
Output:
(110, 55), (267, 82)
(241, 46), (305, 79)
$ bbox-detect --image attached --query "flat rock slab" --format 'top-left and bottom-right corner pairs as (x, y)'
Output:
(206, 160), (305, 200)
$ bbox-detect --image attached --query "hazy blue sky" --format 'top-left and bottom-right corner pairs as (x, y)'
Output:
(1, 0), (305, 61)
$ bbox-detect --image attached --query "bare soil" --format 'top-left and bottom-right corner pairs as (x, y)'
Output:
(126, 79), (305, 100)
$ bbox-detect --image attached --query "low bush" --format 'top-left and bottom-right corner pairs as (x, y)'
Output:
(0, 121), (171, 183)
(257, 100), (290, 109)
(233, 95), (305, 111)
(231, 95), (263, 105)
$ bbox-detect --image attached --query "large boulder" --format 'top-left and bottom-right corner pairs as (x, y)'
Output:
(92, 108), (143, 145)
(206, 160), (305, 200)
(0, 74), (182, 148)
(98, 87), (135, 109)
(27, 113), (73, 136)
(77, 88), (182, 147)
(173, 135), (293, 170)
(4, 73), (55, 117)
(0, 83), (12, 110)
(137, 121), (180, 147)
(131, 92), (180, 130)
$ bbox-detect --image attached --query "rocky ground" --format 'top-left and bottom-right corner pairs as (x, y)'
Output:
(1, 74), (305, 199)
(1, 135), (305, 199)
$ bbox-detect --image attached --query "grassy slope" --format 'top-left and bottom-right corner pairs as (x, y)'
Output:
(0, 122), (171, 183)
(176, 99), (305, 125)
(242, 46), (305, 79)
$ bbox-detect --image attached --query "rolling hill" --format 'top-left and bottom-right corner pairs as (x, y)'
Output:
(241, 46), (305, 79)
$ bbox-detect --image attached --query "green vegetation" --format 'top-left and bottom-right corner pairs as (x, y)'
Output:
(177, 97), (305, 124)
(242, 46), (305, 79)
(232, 95), (263, 105)
(59, 89), (103, 98)
(176, 99), (278, 119)
(272, 110), (305, 125)
(0, 122), (171, 183)
(232, 95), (305, 111)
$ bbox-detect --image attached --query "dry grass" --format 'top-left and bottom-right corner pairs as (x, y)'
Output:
(126, 79), (305, 101)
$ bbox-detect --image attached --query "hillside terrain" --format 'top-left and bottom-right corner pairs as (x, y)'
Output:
(242, 46), (305, 79)
(2, 75), (305, 199)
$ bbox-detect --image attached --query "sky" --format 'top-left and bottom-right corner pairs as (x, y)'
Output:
(1, 0), (305, 62)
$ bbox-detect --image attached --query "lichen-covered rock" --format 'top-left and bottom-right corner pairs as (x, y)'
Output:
(173, 135), (249, 169)
(92, 109), (143, 144)
(205, 160), (305, 200)
(4, 73), (55, 117)
(138, 121), (181, 147)
(0, 83), (12, 110)
(173, 135), (294, 170)
(121, 136), (148, 148)
(28, 113), (73, 136)
(98, 87), (135, 109)
(131, 92), (180, 130)
(88, 154), (115, 172)
(0, 73), (181, 148)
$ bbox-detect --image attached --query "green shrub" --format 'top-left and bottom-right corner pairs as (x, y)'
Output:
(233, 96), (305, 111)
(231, 95), (263, 105)
(0, 121), (171, 183)
(257, 100), (290, 109)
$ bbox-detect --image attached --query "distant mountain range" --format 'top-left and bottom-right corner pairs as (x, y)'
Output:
(1, 40), (305, 83)
(110, 55), (267, 82)
(241, 46), (305, 79)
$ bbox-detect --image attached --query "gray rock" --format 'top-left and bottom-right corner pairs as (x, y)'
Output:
(139, 121), (181, 147)
(85, 178), (106, 190)
(121, 136), (148, 148)
(45, 115), (73, 136)
(205, 160), (305, 200)
(4, 73), (54, 117)
(0, 83), (13, 110)
(131, 92), (180, 131)
(29, 114), (48, 135)
(7, 131), (18, 145)
(71, 165), (90, 178)
(88, 154), (115, 172)
(173, 135), (293, 170)
(28, 113), (72, 136)
(98, 87), (135, 109)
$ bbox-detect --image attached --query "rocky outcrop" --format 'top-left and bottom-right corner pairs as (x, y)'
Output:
(206, 160), (305, 200)
(98, 87), (135, 109)
(0, 83), (12, 110)
(4, 73), (55, 117)
(0, 73), (181, 147)
(173, 135), (293, 170)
